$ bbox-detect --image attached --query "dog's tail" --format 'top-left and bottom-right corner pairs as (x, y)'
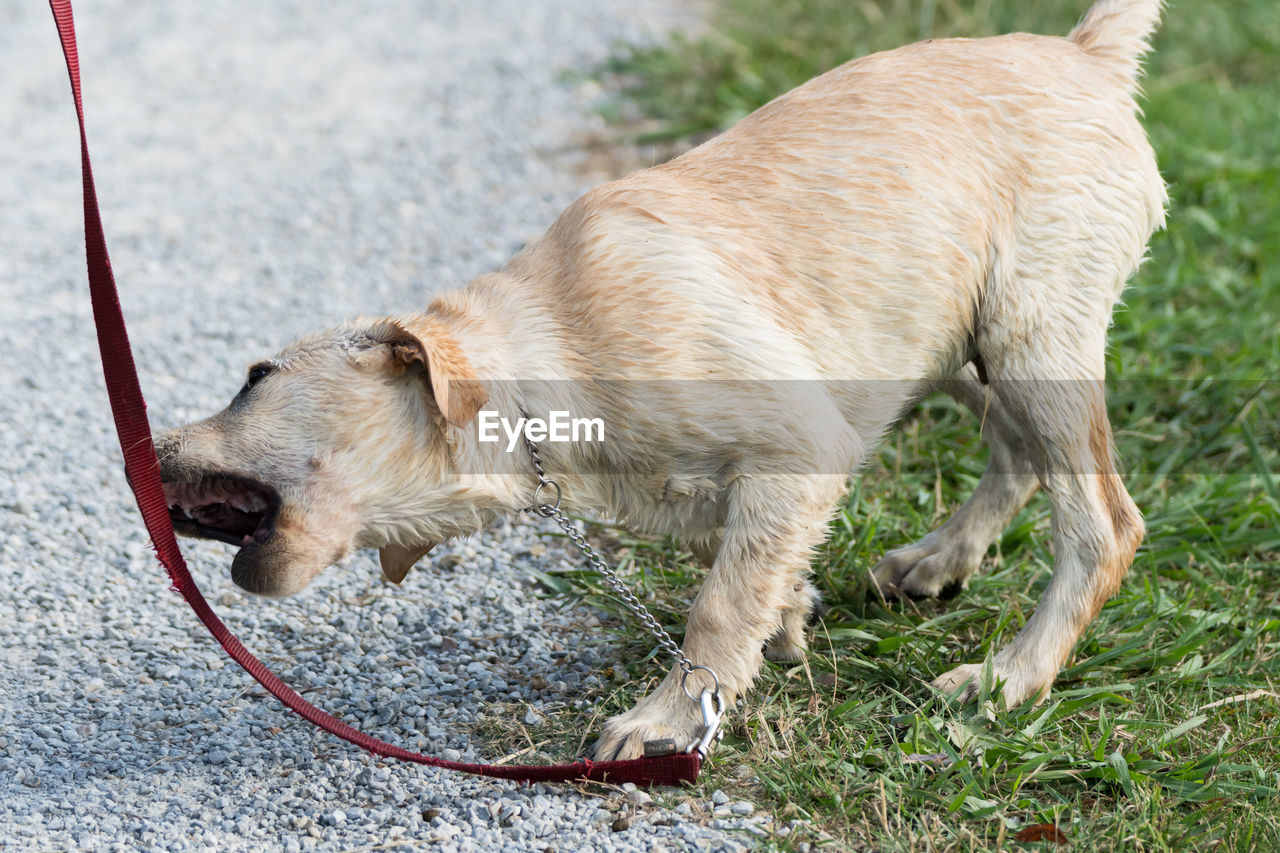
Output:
(1068, 0), (1164, 90)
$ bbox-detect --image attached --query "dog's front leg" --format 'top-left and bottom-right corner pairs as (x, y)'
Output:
(594, 474), (844, 760)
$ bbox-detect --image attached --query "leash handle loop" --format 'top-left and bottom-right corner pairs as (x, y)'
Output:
(48, 0), (699, 788)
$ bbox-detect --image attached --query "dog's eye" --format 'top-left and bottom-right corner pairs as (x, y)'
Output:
(243, 363), (273, 391)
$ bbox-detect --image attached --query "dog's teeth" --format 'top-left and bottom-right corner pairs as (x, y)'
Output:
(229, 494), (267, 513)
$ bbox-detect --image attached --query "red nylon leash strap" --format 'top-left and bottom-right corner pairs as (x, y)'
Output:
(48, 0), (700, 788)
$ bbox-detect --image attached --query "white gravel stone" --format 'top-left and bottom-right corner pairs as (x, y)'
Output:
(628, 789), (654, 807)
(2, 0), (773, 851)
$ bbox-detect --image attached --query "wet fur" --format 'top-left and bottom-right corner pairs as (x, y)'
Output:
(156, 0), (1166, 760)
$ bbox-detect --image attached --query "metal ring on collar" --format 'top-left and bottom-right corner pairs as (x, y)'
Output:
(532, 479), (562, 515)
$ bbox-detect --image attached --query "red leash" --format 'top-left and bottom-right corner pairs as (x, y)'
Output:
(48, 0), (699, 788)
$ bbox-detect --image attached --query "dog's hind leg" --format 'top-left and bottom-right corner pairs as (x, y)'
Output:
(933, 318), (1143, 707)
(871, 363), (1040, 600)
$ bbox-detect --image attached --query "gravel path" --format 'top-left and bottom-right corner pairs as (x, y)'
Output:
(0, 3), (768, 850)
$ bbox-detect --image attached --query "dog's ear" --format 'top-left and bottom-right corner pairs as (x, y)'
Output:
(379, 542), (434, 584)
(379, 316), (488, 428)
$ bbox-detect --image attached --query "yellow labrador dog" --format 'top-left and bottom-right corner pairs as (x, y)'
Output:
(157, 0), (1165, 760)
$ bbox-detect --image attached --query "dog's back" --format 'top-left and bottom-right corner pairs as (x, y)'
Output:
(505, 0), (1166, 400)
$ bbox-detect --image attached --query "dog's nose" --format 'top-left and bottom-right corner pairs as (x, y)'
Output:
(151, 433), (178, 469)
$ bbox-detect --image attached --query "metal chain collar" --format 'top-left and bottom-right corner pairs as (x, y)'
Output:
(521, 430), (724, 756)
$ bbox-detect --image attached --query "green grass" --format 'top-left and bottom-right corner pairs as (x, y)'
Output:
(482, 2), (1280, 849)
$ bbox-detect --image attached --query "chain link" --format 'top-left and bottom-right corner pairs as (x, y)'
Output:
(522, 433), (696, 678)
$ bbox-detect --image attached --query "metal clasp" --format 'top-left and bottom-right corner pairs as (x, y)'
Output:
(687, 685), (725, 758)
(678, 664), (724, 758)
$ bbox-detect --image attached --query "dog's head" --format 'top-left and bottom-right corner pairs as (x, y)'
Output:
(154, 315), (490, 597)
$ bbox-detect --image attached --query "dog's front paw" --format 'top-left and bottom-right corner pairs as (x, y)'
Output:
(763, 637), (807, 662)
(593, 699), (703, 761)
(931, 660), (1051, 708)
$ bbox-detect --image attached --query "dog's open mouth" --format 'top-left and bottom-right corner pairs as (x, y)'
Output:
(163, 475), (280, 548)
